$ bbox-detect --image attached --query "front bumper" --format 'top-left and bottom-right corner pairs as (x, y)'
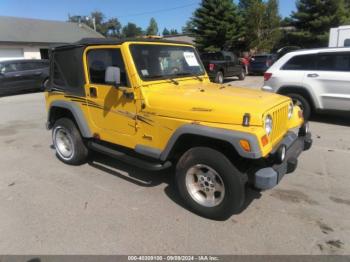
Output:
(254, 125), (312, 190)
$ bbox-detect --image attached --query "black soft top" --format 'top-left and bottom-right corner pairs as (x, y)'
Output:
(49, 38), (192, 96)
(52, 37), (192, 50)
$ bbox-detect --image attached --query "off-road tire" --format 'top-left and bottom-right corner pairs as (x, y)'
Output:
(52, 118), (89, 165)
(214, 71), (224, 84)
(287, 93), (312, 120)
(176, 147), (245, 220)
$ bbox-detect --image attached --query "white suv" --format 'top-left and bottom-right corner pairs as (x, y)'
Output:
(262, 47), (350, 119)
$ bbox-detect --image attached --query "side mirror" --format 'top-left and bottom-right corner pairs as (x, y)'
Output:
(105, 66), (121, 86)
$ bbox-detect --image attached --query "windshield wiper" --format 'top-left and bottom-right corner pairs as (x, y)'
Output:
(144, 75), (179, 85)
(175, 73), (203, 82)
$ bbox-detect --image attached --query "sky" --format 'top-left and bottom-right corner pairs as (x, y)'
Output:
(0, 0), (297, 32)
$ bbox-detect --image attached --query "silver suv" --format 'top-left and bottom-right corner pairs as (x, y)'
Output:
(262, 48), (350, 119)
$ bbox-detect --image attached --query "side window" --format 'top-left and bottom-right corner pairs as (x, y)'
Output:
(3, 63), (18, 73)
(87, 49), (128, 86)
(316, 54), (336, 71)
(20, 62), (36, 71)
(223, 52), (234, 61)
(317, 53), (350, 72)
(217, 52), (225, 60)
(334, 53), (350, 71)
(344, 39), (350, 47)
(281, 54), (316, 70)
(232, 54), (238, 63)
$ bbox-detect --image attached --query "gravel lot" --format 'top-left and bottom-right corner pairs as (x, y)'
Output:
(0, 76), (349, 255)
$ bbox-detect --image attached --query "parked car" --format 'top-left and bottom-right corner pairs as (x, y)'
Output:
(45, 38), (311, 220)
(0, 59), (49, 96)
(262, 47), (350, 119)
(249, 54), (276, 75)
(201, 51), (245, 83)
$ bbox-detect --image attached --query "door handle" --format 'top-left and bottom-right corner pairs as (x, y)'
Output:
(307, 73), (319, 78)
(89, 87), (97, 98)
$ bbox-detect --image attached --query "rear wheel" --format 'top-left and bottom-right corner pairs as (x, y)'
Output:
(238, 69), (246, 80)
(287, 93), (311, 120)
(52, 118), (89, 165)
(214, 71), (224, 84)
(176, 147), (245, 220)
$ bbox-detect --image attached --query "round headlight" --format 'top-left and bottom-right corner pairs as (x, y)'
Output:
(265, 115), (273, 136)
(288, 102), (294, 119)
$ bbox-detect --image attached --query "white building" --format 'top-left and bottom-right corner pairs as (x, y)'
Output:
(0, 16), (104, 61)
(329, 25), (350, 48)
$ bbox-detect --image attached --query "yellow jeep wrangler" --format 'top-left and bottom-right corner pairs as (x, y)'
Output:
(45, 38), (312, 219)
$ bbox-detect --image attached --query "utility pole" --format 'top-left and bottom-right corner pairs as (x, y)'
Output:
(92, 17), (96, 31)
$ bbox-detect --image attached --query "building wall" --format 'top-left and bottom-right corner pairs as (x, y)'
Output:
(0, 44), (48, 61)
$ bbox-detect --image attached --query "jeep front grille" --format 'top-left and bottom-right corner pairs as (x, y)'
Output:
(270, 104), (289, 144)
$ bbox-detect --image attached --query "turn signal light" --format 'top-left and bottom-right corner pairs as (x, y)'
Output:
(261, 135), (269, 146)
(239, 140), (251, 152)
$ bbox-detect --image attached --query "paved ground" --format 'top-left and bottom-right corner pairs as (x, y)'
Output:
(0, 76), (349, 255)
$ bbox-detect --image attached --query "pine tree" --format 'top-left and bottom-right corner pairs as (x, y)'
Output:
(290, 0), (349, 47)
(170, 29), (179, 35)
(182, 19), (195, 34)
(162, 28), (170, 36)
(191, 0), (242, 51)
(146, 18), (159, 36)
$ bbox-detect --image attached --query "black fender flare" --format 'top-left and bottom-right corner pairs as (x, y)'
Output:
(47, 100), (92, 138)
(135, 124), (262, 161)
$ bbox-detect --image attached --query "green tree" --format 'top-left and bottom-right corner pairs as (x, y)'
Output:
(263, 0), (282, 50)
(105, 18), (122, 38)
(191, 0), (242, 51)
(238, 0), (255, 10)
(170, 29), (179, 35)
(146, 17), (159, 35)
(242, 0), (266, 51)
(68, 12), (122, 37)
(122, 22), (143, 38)
(238, 0), (281, 52)
(182, 19), (195, 34)
(289, 0), (349, 47)
(162, 28), (170, 36)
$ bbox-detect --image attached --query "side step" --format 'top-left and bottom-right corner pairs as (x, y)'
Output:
(88, 141), (172, 171)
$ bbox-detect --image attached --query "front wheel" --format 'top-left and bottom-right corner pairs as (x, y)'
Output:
(52, 118), (89, 165)
(176, 147), (245, 220)
(287, 93), (311, 120)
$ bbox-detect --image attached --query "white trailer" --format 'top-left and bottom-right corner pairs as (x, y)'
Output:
(329, 25), (350, 47)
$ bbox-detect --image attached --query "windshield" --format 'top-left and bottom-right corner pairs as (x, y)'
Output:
(130, 44), (205, 81)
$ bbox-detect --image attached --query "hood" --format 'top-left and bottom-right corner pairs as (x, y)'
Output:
(141, 81), (290, 126)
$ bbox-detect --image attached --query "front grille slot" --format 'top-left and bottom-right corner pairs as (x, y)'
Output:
(271, 105), (288, 144)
